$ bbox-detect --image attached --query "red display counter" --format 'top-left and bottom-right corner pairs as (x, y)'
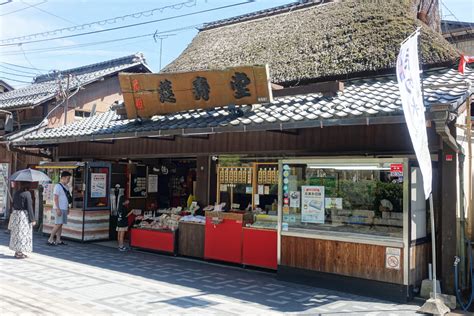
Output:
(130, 228), (176, 254)
(242, 227), (277, 270)
(204, 211), (253, 264)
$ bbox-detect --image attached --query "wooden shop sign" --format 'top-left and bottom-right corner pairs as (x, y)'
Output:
(119, 65), (272, 119)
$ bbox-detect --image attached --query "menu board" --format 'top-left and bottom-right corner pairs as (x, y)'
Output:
(43, 183), (54, 205)
(90, 173), (107, 198)
(301, 186), (325, 223)
(130, 165), (147, 198)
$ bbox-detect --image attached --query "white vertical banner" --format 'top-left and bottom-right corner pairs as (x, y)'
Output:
(396, 31), (432, 199)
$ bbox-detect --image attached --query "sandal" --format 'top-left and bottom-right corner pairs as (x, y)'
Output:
(57, 241), (67, 245)
(47, 241), (56, 246)
(14, 253), (26, 259)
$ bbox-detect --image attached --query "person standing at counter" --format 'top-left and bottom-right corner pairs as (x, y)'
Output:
(9, 182), (35, 259)
(48, 171), (72, 246)
(117, 198), (132, 251)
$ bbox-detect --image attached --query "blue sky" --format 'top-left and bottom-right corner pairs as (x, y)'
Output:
(0, 0), (472, 87)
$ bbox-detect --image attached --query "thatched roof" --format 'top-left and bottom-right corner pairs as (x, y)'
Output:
(163, 0), (459, 85)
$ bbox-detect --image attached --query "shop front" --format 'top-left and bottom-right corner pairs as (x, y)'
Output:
(19, 121), (439, 303)
(38, 161), (112, 241)
(8, 61), (470, 301)
(277, 157), (428, 302)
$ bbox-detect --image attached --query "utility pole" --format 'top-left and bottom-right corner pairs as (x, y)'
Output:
(153, 32), (176, 71)
(63, 74), (71, 125)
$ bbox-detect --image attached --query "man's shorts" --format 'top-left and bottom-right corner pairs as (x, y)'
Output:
(54, 209), (68, 225)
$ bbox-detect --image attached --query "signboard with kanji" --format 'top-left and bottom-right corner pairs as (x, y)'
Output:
(119, 65), (273, 119)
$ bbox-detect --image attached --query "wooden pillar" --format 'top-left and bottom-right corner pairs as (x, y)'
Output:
(195, 156), (210, 206)
(439, 144), (457, 294)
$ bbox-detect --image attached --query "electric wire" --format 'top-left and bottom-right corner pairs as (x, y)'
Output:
(0, 76), (32, 83)
(0, 64), (38, 75)
(20, 0), (76, 25)
(0, 0), (197, 43)
(0, 62), (49, 72)
(0, 23), (200, 57)
(19, 44), (45, 74)
(0, 70), (36, 78)
(0, 1), (253, 47)
(0, 0), (46, 16)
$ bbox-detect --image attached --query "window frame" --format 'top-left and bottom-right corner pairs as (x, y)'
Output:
(277, 157), (409, 248)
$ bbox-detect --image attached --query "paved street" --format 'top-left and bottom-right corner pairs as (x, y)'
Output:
(0, 231), (422, 315)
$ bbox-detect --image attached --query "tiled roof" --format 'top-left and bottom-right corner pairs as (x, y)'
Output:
(0, 53), (151, 110)
(0, 79), (14, 92)
(8, 67), (473, 146)
(441, 20), (474, 34)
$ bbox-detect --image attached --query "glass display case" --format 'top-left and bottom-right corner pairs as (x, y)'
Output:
(280, 159), (407, 239)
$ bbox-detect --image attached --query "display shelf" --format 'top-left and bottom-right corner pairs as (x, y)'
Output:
(204, 211), (252, 264)
(242, 227), (277, 270)
(178, 221), (205, 258)
(130, 228), (176, 254)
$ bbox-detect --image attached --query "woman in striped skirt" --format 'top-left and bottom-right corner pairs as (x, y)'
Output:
(9, 182), (35, 259)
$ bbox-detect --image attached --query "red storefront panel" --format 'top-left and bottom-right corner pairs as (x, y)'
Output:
(130, 228), (174, 253)
(242, 228), (277, 270)
(204, 217), (243, 264)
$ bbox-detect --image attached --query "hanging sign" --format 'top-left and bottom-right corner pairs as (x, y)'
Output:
(119, 65), (273, 119)
(90, 173), (107, 198)
(148, 174), (158, 193)
(390, 163), (404, 177)
(301, 186), (325, 223)
(396, 31), (432, 199)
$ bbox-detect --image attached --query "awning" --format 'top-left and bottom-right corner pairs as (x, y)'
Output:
(36, 161), (85, 169)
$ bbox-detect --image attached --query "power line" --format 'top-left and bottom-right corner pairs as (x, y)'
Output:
(0, 0), (197, 43)
(20, 0), (76, 25)
(19, 44), (45, 74)
(0, 0), (45, 16)
(0, 1), (253, 47)
(0, 24), (201, 56)
(0, 61), (49, 72)
(0, 70), (35, 78)
(0, 76), (32, 83)
(0, 64), (38, 75)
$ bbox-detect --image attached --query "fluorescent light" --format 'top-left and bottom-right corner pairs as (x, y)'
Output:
(307, 165), (390, 171)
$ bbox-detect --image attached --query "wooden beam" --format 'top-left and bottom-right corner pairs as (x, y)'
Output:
(273, 81), (344, 98)
(89, 140), (115, 145)
(143, 136), (176, 142)
(6, 145), (52, 160)
(439, 144), (457, 295)
(180, 134), (209, 140)
(268, 129), (299, 136)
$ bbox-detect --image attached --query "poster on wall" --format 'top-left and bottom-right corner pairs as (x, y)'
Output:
(289, 191), (300, 208)
(90, 173), (107, 198)
(301, 186), (325, 223)
(129, 165), (147, 198)
(43, 183), (54, 205)
(148, 174), (158, 193)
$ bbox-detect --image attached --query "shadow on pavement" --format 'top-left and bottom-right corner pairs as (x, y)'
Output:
(0, 231), (419, 313)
